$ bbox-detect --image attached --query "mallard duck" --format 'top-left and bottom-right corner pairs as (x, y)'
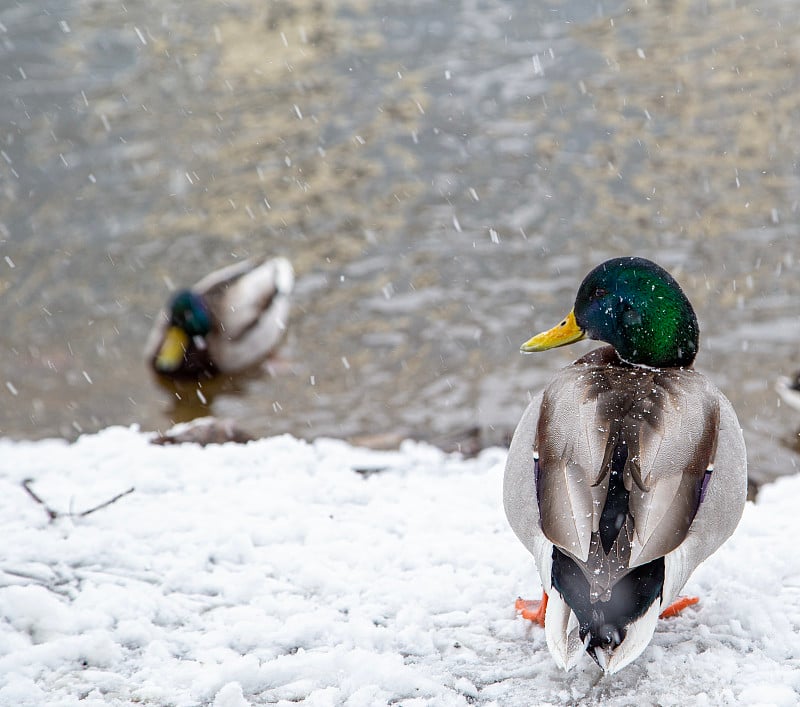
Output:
(776, 372), (800, 412)
(146, 256), (294, 378)
(504, 256), (747, 674)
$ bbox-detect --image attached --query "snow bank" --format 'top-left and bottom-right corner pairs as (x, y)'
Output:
(0, 427), (798, 706)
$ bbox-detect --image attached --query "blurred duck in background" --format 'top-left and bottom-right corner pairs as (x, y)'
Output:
(147, 256), (294, 379)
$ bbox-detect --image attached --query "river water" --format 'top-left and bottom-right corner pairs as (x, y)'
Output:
(1, 0), (798, 486)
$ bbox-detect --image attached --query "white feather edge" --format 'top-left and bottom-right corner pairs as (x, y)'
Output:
(544, 591), (583, 671)
(602, 599), (662, 674)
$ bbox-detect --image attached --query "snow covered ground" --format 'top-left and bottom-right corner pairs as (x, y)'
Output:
(0, 426), (799, 706)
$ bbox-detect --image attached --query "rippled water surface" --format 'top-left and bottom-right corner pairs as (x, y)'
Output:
(1, 0), (798, 484)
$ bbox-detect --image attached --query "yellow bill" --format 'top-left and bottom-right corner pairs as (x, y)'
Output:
(155, 326), (190, 372)
(520, 309), (586, 353)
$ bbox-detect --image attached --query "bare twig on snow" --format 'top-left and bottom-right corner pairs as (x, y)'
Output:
(21, 478), (135, 523)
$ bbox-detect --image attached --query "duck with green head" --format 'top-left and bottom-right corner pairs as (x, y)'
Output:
(146, 256), (294, 379)
(504, 256), (747, 674)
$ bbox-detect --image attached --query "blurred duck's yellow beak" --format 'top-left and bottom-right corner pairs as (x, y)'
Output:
(155, 326), (189, 372)
(520, 309), (585, 353)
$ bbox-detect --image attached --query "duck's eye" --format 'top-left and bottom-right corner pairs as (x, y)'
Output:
(593, 287), (608, 299)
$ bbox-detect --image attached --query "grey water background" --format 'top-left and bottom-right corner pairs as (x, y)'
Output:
(1, 0), (798, 486)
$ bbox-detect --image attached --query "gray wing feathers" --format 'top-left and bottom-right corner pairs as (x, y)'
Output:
(503, 394), (555, 591)
(218, 275), (276, 341)
(628, 378), (721, 566)
(209, 259), (294, 372)
(192, 257), (294, 340)
(193, 259), (256, 298)
(537, 378), (609, 562)
(662, 392), (746, 603)
(503, 395), (542, 547)
(508, 357), (740, 578)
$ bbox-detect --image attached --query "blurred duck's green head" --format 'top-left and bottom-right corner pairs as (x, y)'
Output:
(168, 290), (212, 337)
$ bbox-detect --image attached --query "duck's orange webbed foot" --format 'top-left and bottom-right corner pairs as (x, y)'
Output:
(515, 591), (548, 627)
(659, 595), (699, 619)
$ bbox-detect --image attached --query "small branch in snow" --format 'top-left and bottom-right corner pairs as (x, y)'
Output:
(21, 478), (135, 523)
(21, 478), (58, 521)
(77, 487), (136, 517)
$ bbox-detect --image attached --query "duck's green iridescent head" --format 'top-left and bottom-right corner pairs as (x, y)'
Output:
(169, 290), (212, 337)
(521, 257), (699, 368)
